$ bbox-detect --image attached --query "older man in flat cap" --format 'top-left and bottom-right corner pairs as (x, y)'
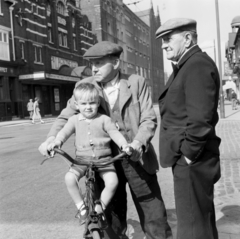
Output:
(39, 41), (172, 239)
(156, 18), (221, 239)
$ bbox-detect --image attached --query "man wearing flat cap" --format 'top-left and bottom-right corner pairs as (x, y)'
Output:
(156, 18), (221, 239)
(39, 41), (172, 239)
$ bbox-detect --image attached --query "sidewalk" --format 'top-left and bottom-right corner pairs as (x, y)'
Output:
(0, 116), (56, 127)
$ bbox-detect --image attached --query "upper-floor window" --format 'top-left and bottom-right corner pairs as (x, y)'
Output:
(33, 45), (43, 64)
(73, 35), (77, 50)
(48, 27), (53, 43)
(0, 0), (3, 15)
(0, 29), (10, 61)
(20, 41), (25, 59)
(57, 1), (65, 15)
(46, 3), (51, 16)
(58, 30), (68, 47)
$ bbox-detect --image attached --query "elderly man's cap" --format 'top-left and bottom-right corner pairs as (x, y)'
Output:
(156, 18), (197, 39)
(83, 41), (123, 59)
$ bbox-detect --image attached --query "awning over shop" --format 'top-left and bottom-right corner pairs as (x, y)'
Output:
(223, 80), (236, 91)
(59, 65), (92, 78)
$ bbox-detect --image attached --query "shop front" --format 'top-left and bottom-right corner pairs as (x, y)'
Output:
(0, 63), (22, 121)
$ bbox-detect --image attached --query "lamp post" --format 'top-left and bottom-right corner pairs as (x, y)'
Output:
(215, 0), (225, 118)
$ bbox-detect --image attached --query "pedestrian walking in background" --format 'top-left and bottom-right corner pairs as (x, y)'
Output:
(39, 41), (172, 239)
(156, 18), (221, 239)
(27, 99), (34, 120)
(231, 90), (237, 110)
(32, 97), (44, 124)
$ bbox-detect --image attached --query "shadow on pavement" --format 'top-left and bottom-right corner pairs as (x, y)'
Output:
(216, 205), (240, 234)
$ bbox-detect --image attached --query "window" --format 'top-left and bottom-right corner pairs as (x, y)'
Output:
(0, 77), (3, 100)
(0, 30), (10, 61)
(20, 42), (25, 59)
(58, 31), (68, 47)
(34, 45), (43, 63)
(46, 3), (51, 16)
(48, 27), (53, 42)
(57, 1), (65, 15)
(0, 0), (3, 15)
(73, 36), (76, 50)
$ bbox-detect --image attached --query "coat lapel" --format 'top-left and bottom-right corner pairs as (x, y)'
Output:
(119, 73), (131, 114)
(159, 45), (202, 101)
(158, 64), (178, 100)
(92, 80), (110, 114)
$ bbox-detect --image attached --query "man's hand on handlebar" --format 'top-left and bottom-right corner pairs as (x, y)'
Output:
(129, 140), (143, 162)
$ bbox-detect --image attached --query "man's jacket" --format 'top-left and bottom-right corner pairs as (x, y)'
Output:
(48, 73), (159, 174)
(158, 45), (221, 168)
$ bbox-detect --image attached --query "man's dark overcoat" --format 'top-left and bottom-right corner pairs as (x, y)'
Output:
(159, 45), (221, 169)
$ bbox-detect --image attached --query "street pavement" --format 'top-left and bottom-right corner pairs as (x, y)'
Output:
(0, 101), (239, 239)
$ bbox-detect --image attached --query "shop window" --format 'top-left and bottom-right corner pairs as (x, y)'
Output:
(0, 77), (3, 100)
(0, 29), (10, 61)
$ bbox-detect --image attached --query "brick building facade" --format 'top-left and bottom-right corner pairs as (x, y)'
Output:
(0, 0), (95, 121)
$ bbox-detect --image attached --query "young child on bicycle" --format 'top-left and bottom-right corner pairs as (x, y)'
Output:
(48, 82), (129, 225)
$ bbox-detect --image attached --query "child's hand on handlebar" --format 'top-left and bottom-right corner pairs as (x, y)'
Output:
(47, 140), (62, 157)
(121, 145), (134, 156)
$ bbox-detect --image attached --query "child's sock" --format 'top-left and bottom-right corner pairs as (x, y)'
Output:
(76, 201), (86, 215)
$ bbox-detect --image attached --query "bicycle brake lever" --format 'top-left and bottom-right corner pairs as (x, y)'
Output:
(40, 150), (55, 165)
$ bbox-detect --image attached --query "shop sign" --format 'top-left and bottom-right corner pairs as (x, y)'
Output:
(46, 73), (79, 82)
(19, 72), (45, 80)
(0, 67), (7, 73)
(0, 67), (16, 76)
(51, 56), (78, 70)
(58, 16), (66, 26)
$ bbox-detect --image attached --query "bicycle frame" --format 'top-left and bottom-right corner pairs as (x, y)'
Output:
(41, 147), (132, 239)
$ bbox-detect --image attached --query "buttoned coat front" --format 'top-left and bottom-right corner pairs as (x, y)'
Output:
(48, 73), (159, 175)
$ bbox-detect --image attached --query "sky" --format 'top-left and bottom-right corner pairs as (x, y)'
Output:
(123, 0), (240, 76)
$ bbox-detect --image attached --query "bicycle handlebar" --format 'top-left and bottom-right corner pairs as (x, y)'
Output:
(41, 147), (133, 167)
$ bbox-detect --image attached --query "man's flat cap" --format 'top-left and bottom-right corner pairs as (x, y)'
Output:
(83, 41), (123, 59)
(156, 18), (197, 39)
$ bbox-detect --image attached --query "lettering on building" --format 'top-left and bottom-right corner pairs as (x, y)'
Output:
(51, 56), (78, 70)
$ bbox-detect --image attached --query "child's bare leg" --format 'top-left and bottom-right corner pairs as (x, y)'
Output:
(65, 168), (85, 211)
(95, 171), (118, 214)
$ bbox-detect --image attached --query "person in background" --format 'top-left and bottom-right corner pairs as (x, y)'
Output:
(231, 90), (237, 110)
(156, 18), (221, 239)
(32, 97), (44, 124)
(27, 99), (34, 120)
(39, 41), (172, 239)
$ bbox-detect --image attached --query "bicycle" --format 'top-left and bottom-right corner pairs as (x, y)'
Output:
(41, 147), (133, 239)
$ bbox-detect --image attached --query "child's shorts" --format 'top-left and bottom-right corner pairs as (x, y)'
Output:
(69, 156), (116, 178)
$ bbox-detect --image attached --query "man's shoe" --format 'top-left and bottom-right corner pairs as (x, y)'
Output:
(75, 204), (88, 225)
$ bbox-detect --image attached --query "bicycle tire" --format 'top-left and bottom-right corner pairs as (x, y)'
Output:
(91, 229), (101, 239)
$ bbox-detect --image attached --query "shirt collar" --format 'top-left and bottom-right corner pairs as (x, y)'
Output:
(78, 113), (86, 121)
(103, 72), (120, 89)
(176, 44), (196, 67)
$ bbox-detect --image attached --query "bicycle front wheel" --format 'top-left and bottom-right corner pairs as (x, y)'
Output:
(91, 229), (101, 239)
